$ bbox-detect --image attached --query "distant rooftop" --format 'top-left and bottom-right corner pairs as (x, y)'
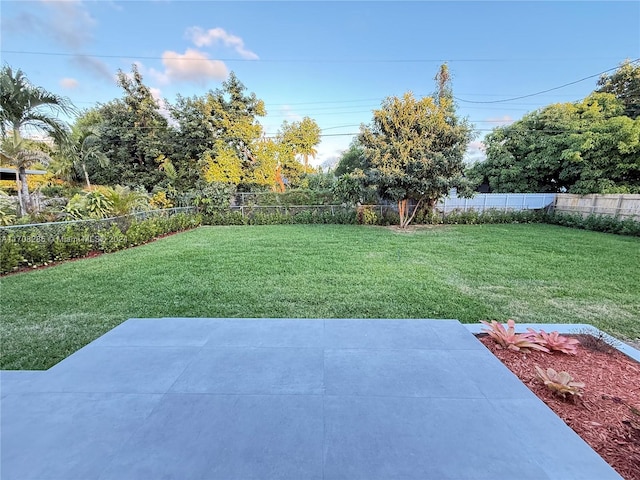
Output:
(0, 167), (47, 182)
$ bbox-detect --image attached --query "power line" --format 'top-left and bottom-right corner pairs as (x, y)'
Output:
(454, 59), (640, 104)
(1, 50), (628, 64)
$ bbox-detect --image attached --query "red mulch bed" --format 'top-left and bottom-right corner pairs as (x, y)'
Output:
(479, 335), (640, 480)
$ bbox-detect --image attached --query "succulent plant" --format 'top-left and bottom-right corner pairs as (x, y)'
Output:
(535, 365), (585, 398)
(480, 319), (550, 353)
(527, 329), (581, 355)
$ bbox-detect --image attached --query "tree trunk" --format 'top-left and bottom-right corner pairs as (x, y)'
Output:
(398, 198), (424, 228)
(15, 169), (25, 217)
(398, 199), (407, 227)
(18, 166), (30, 216)
(82, 163), (91, 188)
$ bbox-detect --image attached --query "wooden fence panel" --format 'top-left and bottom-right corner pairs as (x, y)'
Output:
(554, 194), (640, 220)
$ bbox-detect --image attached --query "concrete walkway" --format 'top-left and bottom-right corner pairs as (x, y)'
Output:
(1, 318), (622, 479)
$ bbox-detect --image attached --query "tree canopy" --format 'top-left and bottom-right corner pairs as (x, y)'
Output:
(596, 59), (640, 120)
(471, 92), (640, 194)
(0, 65), (74, 214)
(278, 117), (321, 168)
(358, 65), (474, 227)
(334, 140), (366, 177)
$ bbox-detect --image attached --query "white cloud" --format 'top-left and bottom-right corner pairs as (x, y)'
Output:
(149, 87), (174, 124)
(3, 0), (96, 49)
(59, 77), (79, 89)
(40, 0), (96, 49)
(464, 140), (486, 165)
(186, 27), (259, 60)
(149, 49), (228, 86)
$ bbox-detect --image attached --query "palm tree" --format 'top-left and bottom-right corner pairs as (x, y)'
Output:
(0, 65), (75, 215)
(56, 127), (109, 188)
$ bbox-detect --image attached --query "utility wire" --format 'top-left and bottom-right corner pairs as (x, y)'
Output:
(454, 59), (640, 104)
(1, 50), (627, 64)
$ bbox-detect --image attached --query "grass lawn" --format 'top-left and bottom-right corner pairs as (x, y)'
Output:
(1, 223), (639, 370)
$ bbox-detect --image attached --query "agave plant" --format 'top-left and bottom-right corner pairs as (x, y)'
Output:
(480, 319), (550, 353)
(527, 329), (580, 355)
(535, 366), (585, 398)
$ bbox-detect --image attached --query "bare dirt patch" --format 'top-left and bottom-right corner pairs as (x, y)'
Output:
(479, 335), (640, 480)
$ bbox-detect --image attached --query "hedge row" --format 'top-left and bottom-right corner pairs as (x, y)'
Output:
(204, 208), (358, 226)
(541, 211), (640, 237)
(0, 213), (202, 274)
(2, 208), (637, 274)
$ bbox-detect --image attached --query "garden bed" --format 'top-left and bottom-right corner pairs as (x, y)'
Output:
(478, 333), (640, 480)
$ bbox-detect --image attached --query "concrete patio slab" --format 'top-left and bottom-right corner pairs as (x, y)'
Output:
(169, 346), (325, 395)
(2, 392), (162, 480)
(1, 318), (623, 480)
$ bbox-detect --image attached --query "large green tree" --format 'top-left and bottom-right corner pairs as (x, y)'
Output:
(278, 116), (321, 169)
(359, 66), (474, 227)
(596, 59), (640, 119)
(472, 93), (640, 193)
(169, 72), (270, 189)
(334, 139), (366, 176)
(0, 65), (74, 215)
(85, 65), (169, 190)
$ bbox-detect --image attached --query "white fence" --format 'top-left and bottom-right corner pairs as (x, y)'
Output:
(437, 193), (556, 213)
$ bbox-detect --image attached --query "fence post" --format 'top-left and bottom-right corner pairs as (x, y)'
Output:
(504, 195), (508, 212)
(464, 197), (468, 213)
(591, 195), (598, 215)
(615, 195), (624, 219)
(483, 194), (487, 213)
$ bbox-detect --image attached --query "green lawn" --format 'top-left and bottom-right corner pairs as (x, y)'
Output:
(1, 223), (639, 370)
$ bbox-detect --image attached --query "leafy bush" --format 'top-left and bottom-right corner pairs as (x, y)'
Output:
(204, 211), (246, 226)
(85, 191), (114, 219)
(126, 220), (157, 246)
(544, 212), (640, 237)
(357, 206), (378, 225)
(104, 185), (150, 216)
(17, 228), (50, 267)
(150, 191), (173, 209)
(0, 235), (22, 273)
(193, 182), (236, 214)
(0, 211), (201, 274)
(99, 224), (128, 253)
(50, 225), (94, 260)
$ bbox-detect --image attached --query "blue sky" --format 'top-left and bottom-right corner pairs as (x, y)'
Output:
(2, 1), (639, 167)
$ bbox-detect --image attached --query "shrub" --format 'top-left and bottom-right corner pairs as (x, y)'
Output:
(0, 195), (17, 226)
(99, 224), (128, 253)
(357, 206), (378, 225)
(544, 212), (640, 237)
(126, 220), (156, 246)
(193, 183), (236, 214)
(149, 191), (173, 209)
(17, 228), (50, 267)
(0, 211), (202, 275)
(85, 191), (114, 219)
(0, 235), (22, 273)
